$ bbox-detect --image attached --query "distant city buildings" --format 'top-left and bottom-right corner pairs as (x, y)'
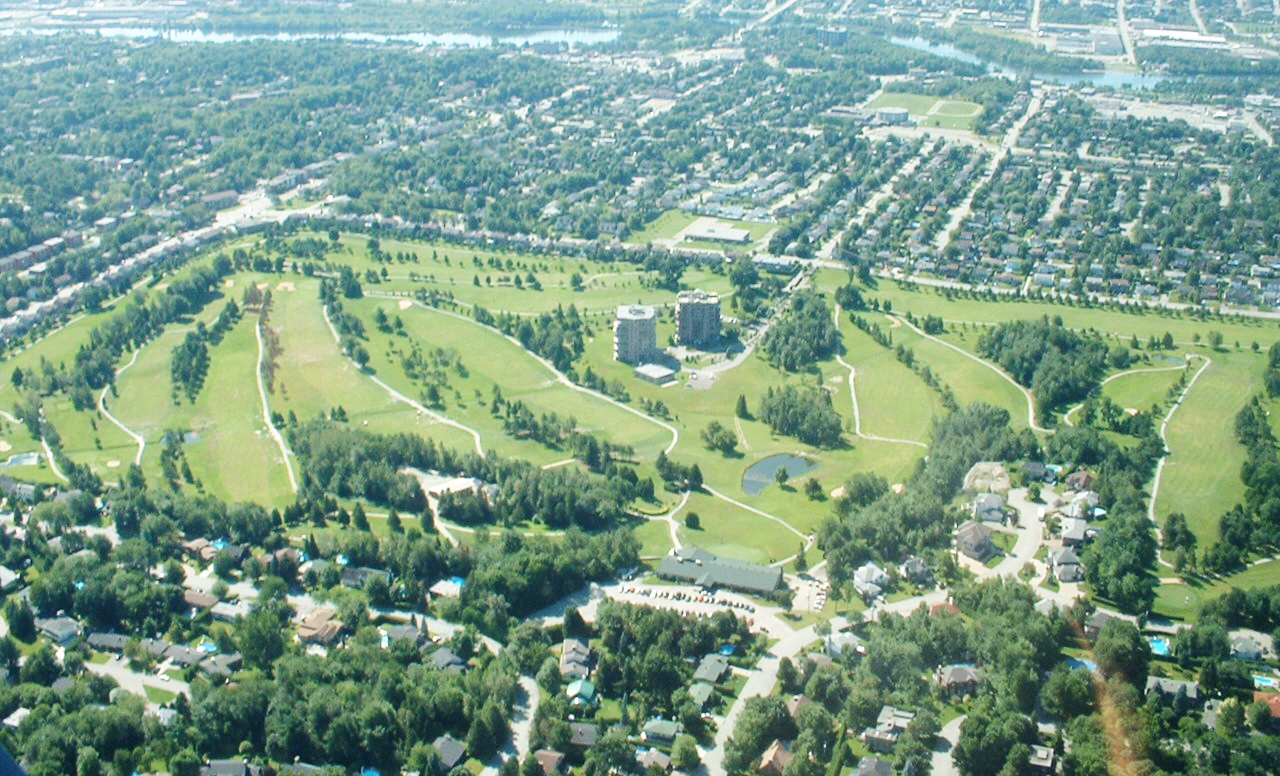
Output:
(613, 304), (656, 363)
(676, 289), (720, 347)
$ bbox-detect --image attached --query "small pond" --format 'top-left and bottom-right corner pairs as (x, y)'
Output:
(742, 453), (815, 496)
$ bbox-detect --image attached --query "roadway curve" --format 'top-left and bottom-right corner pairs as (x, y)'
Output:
(97, 348), (146, 466)
(319, 303), (485, 456)
(888, 314), (1053, 434)
(833, 305), (928, 449)
(255, 320), (299, 493)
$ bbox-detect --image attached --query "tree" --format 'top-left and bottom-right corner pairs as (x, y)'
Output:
(735, 394), (750, 419)
(353, 501), (370, 531)
(237, 608), (284, 671)
(794, 542), (808, 572)
(671, 735), (700, 770)
(803, 477), (824, 500)
(1209, 330), (1224, 349)
(170, 750), (201, 776)
(20, 644), (58, 685)
(775, 466), (790, 486)
(701, 421), (738, 454)
(685, 512), (700, 530)
(1038, 665), (1094, 720)
(1219, 697), (1245, 737)
(1093, 618), (1150, 687)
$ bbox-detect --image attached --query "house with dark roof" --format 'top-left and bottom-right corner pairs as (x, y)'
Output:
(432, 734), (466, 770)
(382, 623), (427, 648)
(1083, 611), (1114, 641)
(183, 589), (219, 612)
(956, 520), (995, 560)
(693, 653), (730, 684)
(201, 760), (251, 776)
(1146, 677), (1201, 707)
(341, 565), (391, 589)
(856, 757), (893, 776)
(936, 665), (981, 697)
(561, 637), (591, 679)
(638, 748), (672, 772)
(689, 682), (715, 709)
(900, 557), (933, 587)
(655, 547), (782, 595)
(1065, 470), (1094, 491)
(87, 632), (127, 653)
(431, 647), (466, 673)
(1048, 546), (1083, 583)
(863, 706), (914, 753)
(35, 616), (80, 645)
(568, 722), (598, 748)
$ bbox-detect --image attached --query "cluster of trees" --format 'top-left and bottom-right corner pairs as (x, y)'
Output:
(761, 291), (838, 372)
(494, 397), (632, 470)
(821, 404), (1035, 584)
(1193, 397), (1280, 573)
(977, 317), (1108, 422)
(488, 305), (587, 374)
(757, 385), (843, 447)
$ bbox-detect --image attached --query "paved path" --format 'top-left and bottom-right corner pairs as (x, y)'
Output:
(1062, 362), (1188, 427)
(930, 714), (966, 776)
(320, 303), (485, 455)
(97, 348), (146, 466)
(833, 305), (928, 449)
(888, 314), (1052, 434)
(254, 319), (299, 493)
(1147, 354), (1212, 561)
(41, 436), (68, 483)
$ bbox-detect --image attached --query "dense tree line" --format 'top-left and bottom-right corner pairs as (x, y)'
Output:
(977, 317), (1108, 423)
(757, 385), (843, 447)
(761, 291), (838, 372)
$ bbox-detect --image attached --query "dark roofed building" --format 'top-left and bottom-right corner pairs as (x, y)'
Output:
(568, 722), (598, 748)
(535, 750), (566, 776)
(433, 734), (466, 770)
(856, 757), (894, 776)
(693, 653), (730, 684)
(201, 760), (251, 776)
(936, 665), (981, 696)
(432, 647), (466, 673)
(655, 547), (782, 594)
(956, 520), (995, 560)
(1146, 677), (1201, 706)
(87, 632), (127, 653)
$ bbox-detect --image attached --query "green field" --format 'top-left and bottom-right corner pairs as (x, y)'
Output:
(837, 314), (944, 443)
(869, 93), (983, 130)
(624, 209), (698, 244)
(1153, 559), (1280, 621)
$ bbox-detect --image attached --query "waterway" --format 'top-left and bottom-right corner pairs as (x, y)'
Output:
(888, 36), (1169, 89)
(741, 453), (816, 496)
(0, 25), (620, 48)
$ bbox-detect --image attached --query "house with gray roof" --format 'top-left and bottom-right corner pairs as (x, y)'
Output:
(956, 520), (995, 560)
(432, 734), (466, 770)
(655, 547), (782, 594)
(693, 653), (730, 684)
(1145, 676), (1201, 707)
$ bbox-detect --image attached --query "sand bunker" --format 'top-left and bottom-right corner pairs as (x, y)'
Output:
(891, 483), (906, 494)
(0, 441), (10, 453)
(398, 299), (413, 310)
(155, 283), (170, 291)
(830, 485), (846, 499)
(256, 282), (270, 290)
(223, 279), (235, 288)
(106, 459), (121, 468)
(886, 315), (901, 328)
(276, 281), (296, 292)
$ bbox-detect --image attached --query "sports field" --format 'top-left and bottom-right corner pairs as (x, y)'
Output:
(869, 92), (984, 130)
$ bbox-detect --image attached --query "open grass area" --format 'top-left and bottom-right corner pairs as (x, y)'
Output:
(143, 684), (179, 705)
(1154, 559), (1280, 621)
(1155, 352), (1257, 547)
(1101, 364), (1187, 412)
(267, 277), (478, 453)
(675, 490), (805, 565)
(348, 297), (672, 462)
(869, 92), (945, 115)
(836, 313), (942, 443)
(624, 209), (698, 244)
(894, 325), (1029, 429)
(110, 295), (295, 508)
(869, 93), (982, 130)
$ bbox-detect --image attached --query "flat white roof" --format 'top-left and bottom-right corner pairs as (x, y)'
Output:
(686, 222), (750, 243)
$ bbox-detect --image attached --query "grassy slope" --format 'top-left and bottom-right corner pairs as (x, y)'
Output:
(837, 313), (944, 443)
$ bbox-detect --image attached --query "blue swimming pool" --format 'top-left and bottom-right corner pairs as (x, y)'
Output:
(1147, 636), (1171, 656)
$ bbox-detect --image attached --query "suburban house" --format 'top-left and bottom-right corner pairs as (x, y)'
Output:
(694, 653), (730, 684)
(1048, 546), (1084, 583)
(1028, 745), (1055, 774)
(296, 607), (344, 647)
(758, 740), (793, 776)
(1250, 692), (1280, 730)
(863, 705), (914, 753)
(956, 520), (995, 560)
(856, 757), (894, 776)
(1146, 677), (1202, 707)
(201, 760), (252, 776)
(561, 637), (591, 679)
(637, 748), (672, 772)
(35, 616), (80, 645)
(1231, 634), (1264, 660)
(566, 678), (596, 707)
(431, 647), (466, 673)
(1021, 461), (1052, 483)
(824, 631), (863, 657)
(1083, 611), (1114, 641)
(936, 665), (981, 697)
(568, 722), (599, 748)
(432, 734), (466, 770)
(641, 718), (682, 745)
(973, 493), (1007, 523)
(1065, 469), (1094, 491)
(900, 557), (933, 587)
(689, 682), (715, 709)
(534, 749), (567, 776)
(656, 547), (782, 595)
(853, 562), (889, 600)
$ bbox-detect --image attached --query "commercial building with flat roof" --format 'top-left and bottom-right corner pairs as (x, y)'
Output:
(676, 289), (721, 347)
(614, 304), (656, 364)
(685, 221), (751, 244)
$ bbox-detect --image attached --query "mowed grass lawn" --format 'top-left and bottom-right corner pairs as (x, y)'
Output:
(837, 313), (943, 443)
(625, 209), (699, 244)
(1101, 363), (1187, 412)
(349, 298), (672, 463)
(869, 92), (945, 115)
(110, 300), (294, 508)
(1155, 351), (1258, 547)
(894, 325), (1030, 430)
(1154, 559), (1280, 621)
(267, 278), (479, 453)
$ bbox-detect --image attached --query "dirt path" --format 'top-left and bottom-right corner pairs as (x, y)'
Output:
(1062, 362), (1188, 427)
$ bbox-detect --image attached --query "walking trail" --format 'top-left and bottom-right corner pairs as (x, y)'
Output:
(255, 320), (299, 493)
(97, 348), (147, 466)
(1147, 353), (1212, 564)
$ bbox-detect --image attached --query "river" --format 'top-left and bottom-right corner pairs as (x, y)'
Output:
(0, 25), (620, 48)
(888, 36), (1169, 89)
